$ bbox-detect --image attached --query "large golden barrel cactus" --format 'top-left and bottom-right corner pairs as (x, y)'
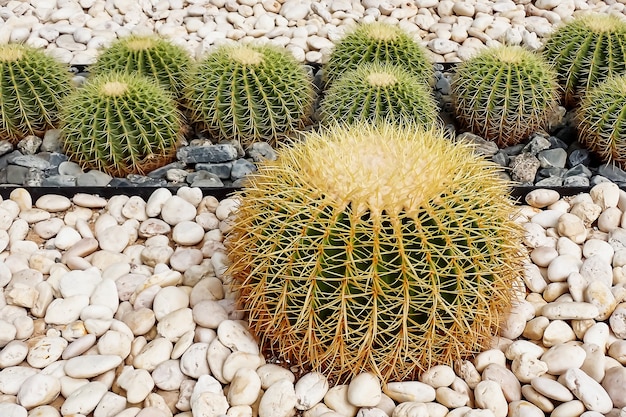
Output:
(226, 122), (526, 383)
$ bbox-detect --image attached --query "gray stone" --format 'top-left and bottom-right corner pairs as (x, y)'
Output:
(187, 170), (224, 187)
(537, 167), (567, 179)
(538, 148), (567, 168)
(41, 129), (63, 152)
(590, 175), (613, 186)
(568, 148), (591, 167)
(42, 175), (77, 187)
(196, 162), (232, 179)
(522, 134), (551, 155)
(491, 151), (509, 167)
(510, 153), (540, 184)
(563, 175), (590, 187)
(76, 170), (112, 186)
(125, 174), (167, 186)
(24, 168), (44, 186)
(147, 161), (187, 179)
(9, 155), (51, 170)
(166, 169), (189, 183)
(501, 143), (526, 156)
(597, 163), (626, 184)
(247, 142), (277, 162)
(536, 176), (563, 187)
(456, 132), (499, 157)
(230, 159), (257, 180)
(5, 165), (28, 185)
(0, 141), (13, 157)
(565, 164), (592, 178)
(17, 135), (42, 155)
(177, 144), (238, 163)
(58, 161), (84, 176)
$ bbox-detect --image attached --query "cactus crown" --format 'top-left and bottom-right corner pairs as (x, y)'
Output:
(228, 122), (526, 382)
(229, 46), (264, 65)
(0, 45), (24, 62)
(101, 81), (129, 96)
(324, 22), (432, 86)
(541, 13), (626, 107)
(366, 71), (397, 86)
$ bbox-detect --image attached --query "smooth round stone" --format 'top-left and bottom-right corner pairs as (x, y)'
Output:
(602, 366), (626, 408)
(60, 381), (107, 415)
(171, 329), (195, 360)
(35, 195), (71, 212)
(44, 295), (90, 325)
(228, 367), (262, 406)
(256, 364), (295, 391)
(152, 359), (186, 391)
(97, 225), (130, 253)
(122, 196), (148, 221)
(585, 281), (616, 321)
(531, 376), (573, 402)
(222, 351), (264, 382)
(153, 286), (190, 321)
(72, 193), (107, 208)
(346, 372), (379, 408)
(0, 366), (38, 395)
(171, 220), (205, 246)
(62, 333), (97, 359)
(482, 363), (522, 402)
(530, 246), (559, 267)
(543, 320), (576, 346)
(510, 353), (549, 383)
(177, 186), (203, 207)
(156, 308), (195, 342)
(192, 392), (229, 417)
(192, 300), (228, 329)
(93, 392), (126, 417)
(27, 336), (68, 369)
(324, 385), (359, 417)
(117, 367), (155, 404)
(169, 248), (204, 272)
(435, 386), (469, 408)
(17, 373), (60, 409)
(562, 368), (613, 413)
(145, 188), (172, 218)
(133, 338), (173, 371)
(0, 341), (28, 367)
(541, 342), (586, 375)
(590, 182), (620, 209)
(508, 400), (545, 417)
(138, 218), (171, 238)
(557, 213), (587, 243)
(383, 381), (436, 403)
(53, 226), (83, 250)
(546, 254), (582, 282)
(419, 364), (456, 388)
(32, 217), (65, 240)
(59, 268), (102, 298)
(27, 405), (61, 417)
(160, 196), (197, 226)
(122, 308), (156, 336)
(217, 320), (260, 355)
(0, 403), (27, 417)
(541, 302), (599, 320)
(474, 380), (508, 417)
(64, 355), (123, 378)
(97, 330), (132, 358)
(526, 189), (561, 208)
(207, 338), (231, 384)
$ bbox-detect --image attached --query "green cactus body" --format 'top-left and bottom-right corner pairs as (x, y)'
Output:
(89, 35), (192, 98)
(324, 22), (432, 87)
(184, 44), (314, 146)
(320, 63), (439, 127)
(451, 45), (560, 147)
(227, 122), (526, 383)
(60, 72), (183, 177)
(542, 13), (626, 107)
(577, 75), (626, 168)
(0, 44), (73, 143)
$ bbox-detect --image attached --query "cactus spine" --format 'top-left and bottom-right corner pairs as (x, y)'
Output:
(0, 44), (73, 143)
(227, 122), (526, 383)
(184, 43), (314, 146)
(451, 45), (560, 147)
(60, 72), (183, 177)
(541, 13), (626, 107)
(320, 62), (439, 127)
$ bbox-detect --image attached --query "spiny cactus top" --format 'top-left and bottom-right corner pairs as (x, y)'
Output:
(89, 34), (192, 98)
(60, 71), (183, 177)
(0, 44), (73, 143)
(577, 74), (626, 169)
(452, 45), (560, 147)
(324, 22), (432, 87)
(320, 62), (440, 128)
(185, 43), (314, 146)
(226, 122), (526, 383)
(542, 13), (626, 107)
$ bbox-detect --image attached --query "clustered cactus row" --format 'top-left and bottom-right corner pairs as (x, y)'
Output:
(89, 34), (193, 98)
(59, 72), (183, 177)
(227, 122), (526, 383)
(320, 62), (439, 127)
(451, 45), (561, 147)
(542, 13), (626, 107)
(0, 44), (73, 143)
(184, 43), (314, 146)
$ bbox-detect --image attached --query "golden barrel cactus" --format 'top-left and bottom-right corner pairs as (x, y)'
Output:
(226, 122), (526, 383)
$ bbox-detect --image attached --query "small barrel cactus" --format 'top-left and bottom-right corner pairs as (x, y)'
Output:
(542, 13), (626, 107)
(89, 34), (192, 98)
(0, 44), (73, 143)
(184, 43), (314, 146)
(577, 74), (626, 168)
(451, 45), (560, 147)
(320, 62), (439, 127)
(226, 122), (526, 383)
(324, 22), (432, 87)
(60, 72), (183, 177)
